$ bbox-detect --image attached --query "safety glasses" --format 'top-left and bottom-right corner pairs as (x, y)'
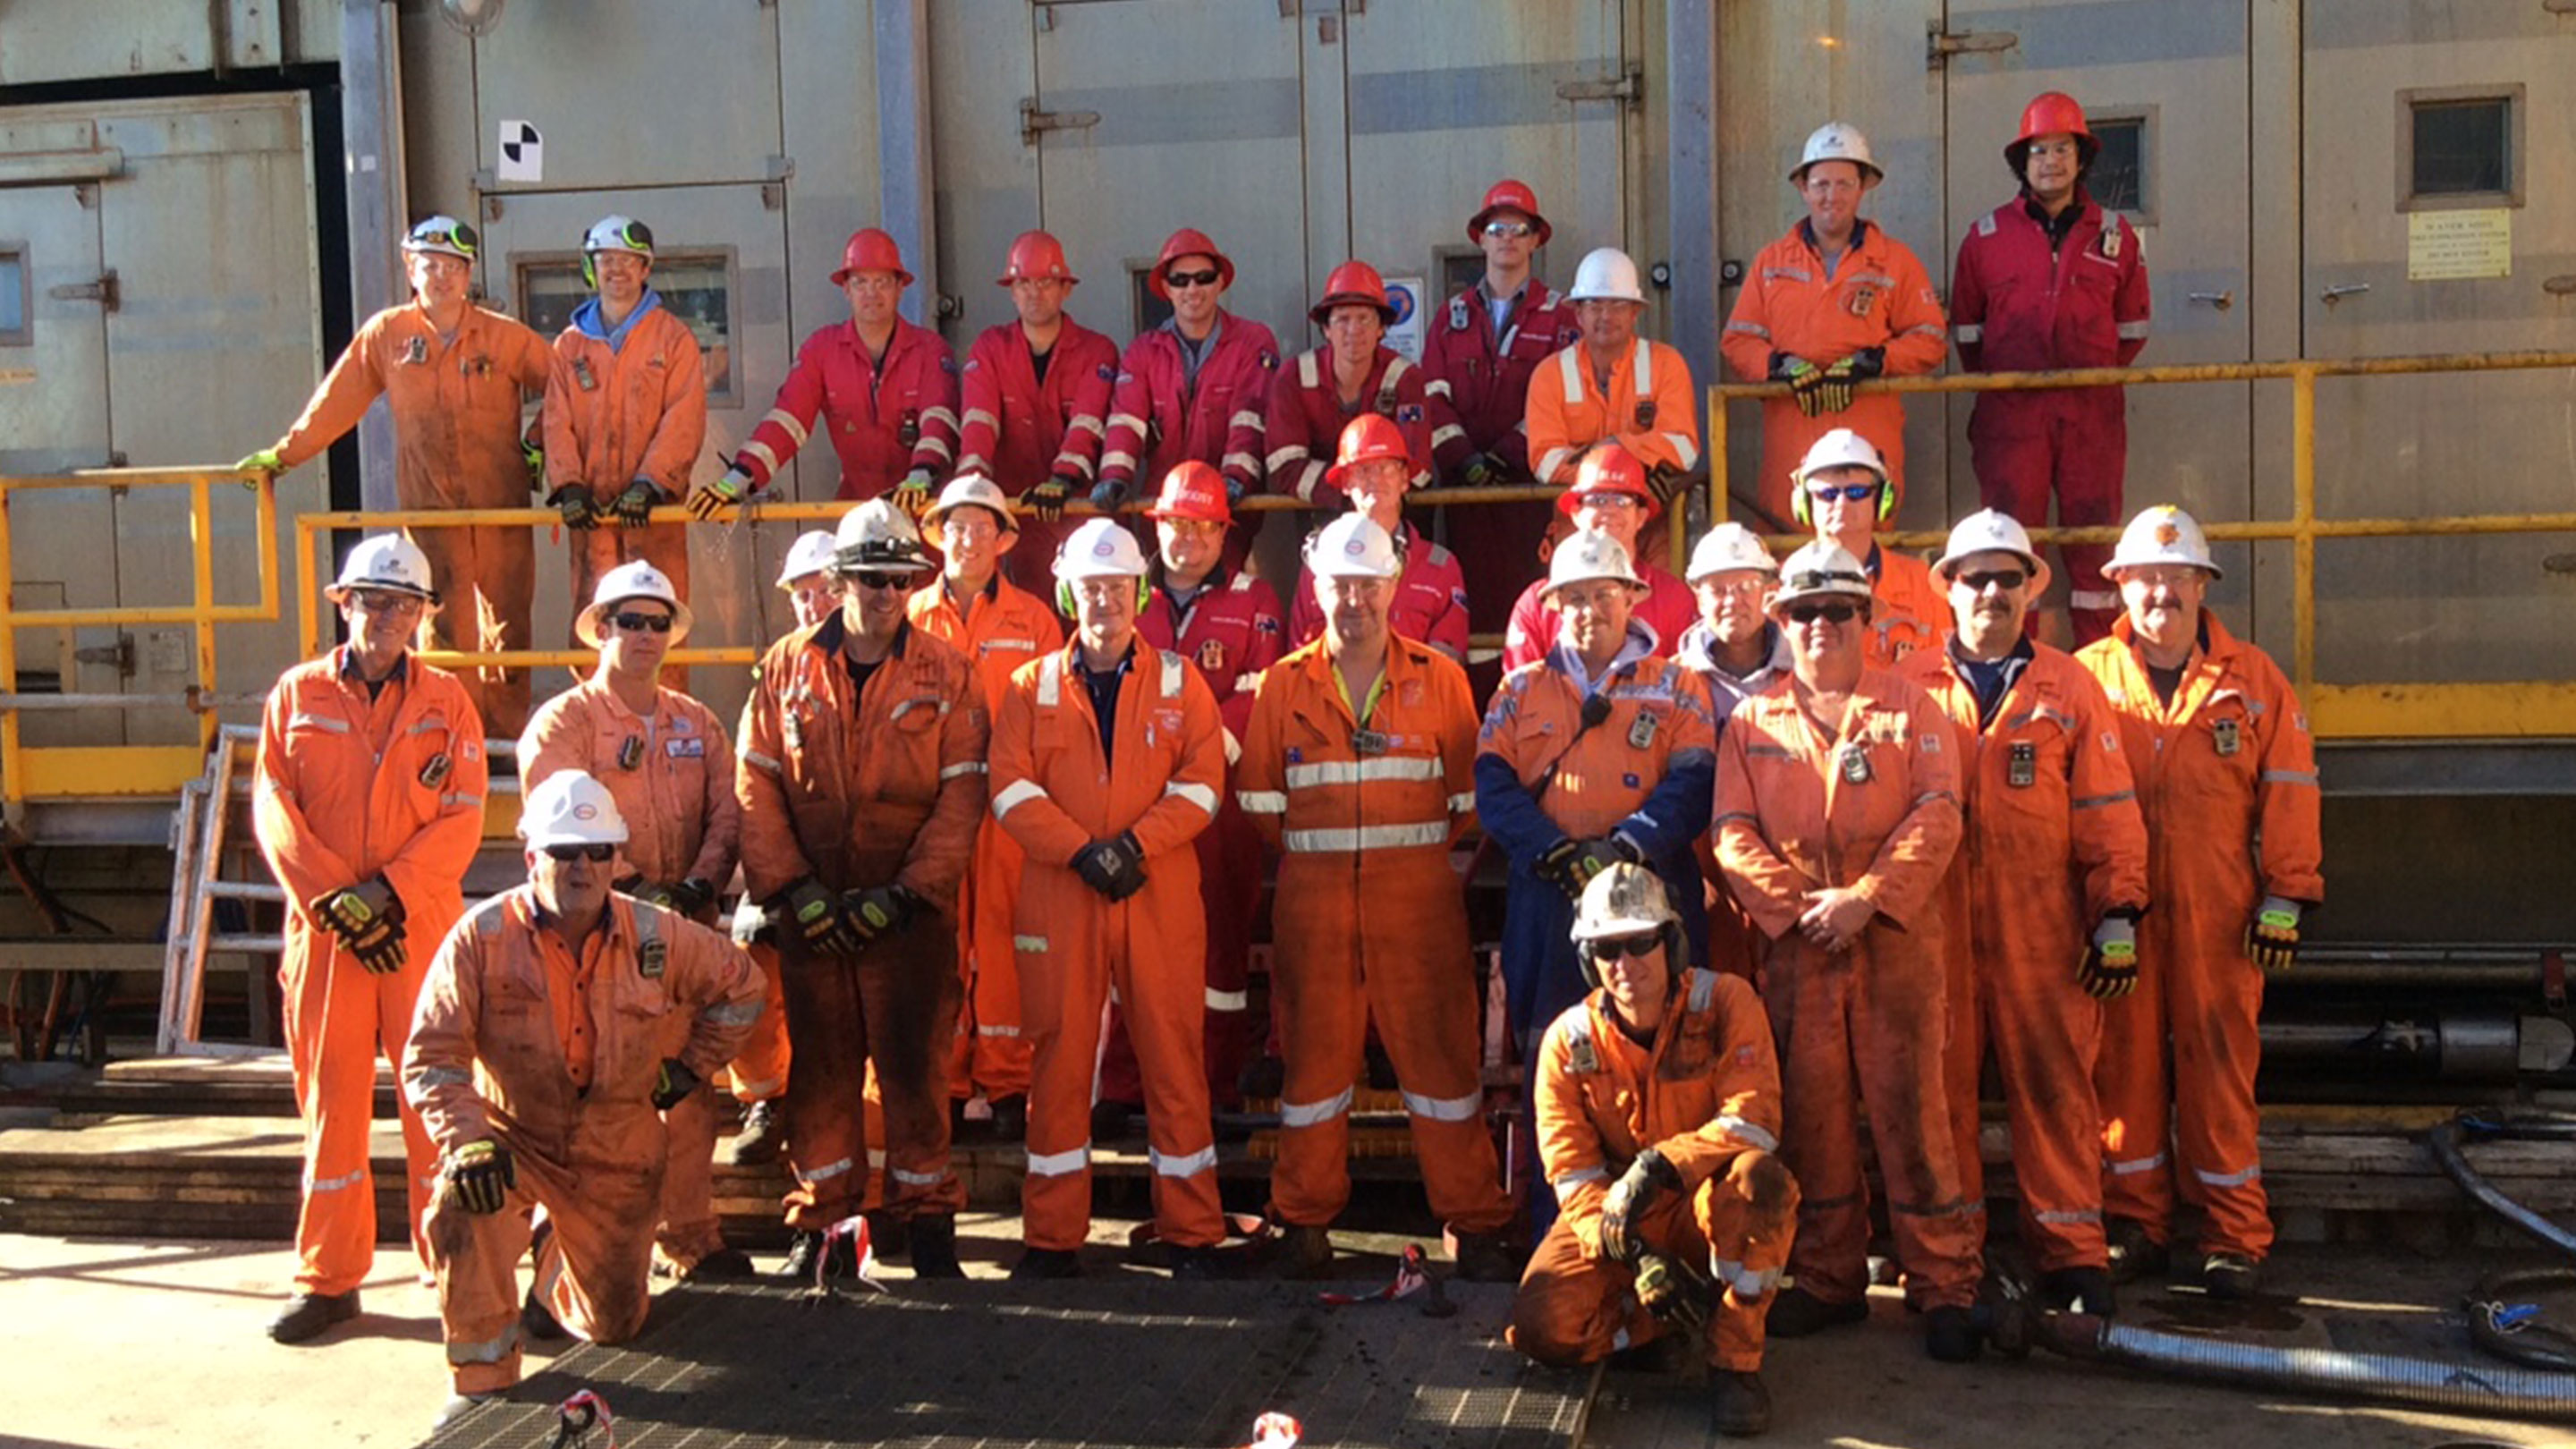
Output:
(1804, 482), (1882, 504)
(847, 571), (917, 593)
(1957, 569), (2028, 593)
(1480, 220), (1538, 240)
(610, 611), (675, 633)
(1586, 931), (1664, 961)
(1164, 267), (1222, 291)
(350, 588), (425, 614)
(543, 843), (616, 863)
(1784, 601), (1861, 625)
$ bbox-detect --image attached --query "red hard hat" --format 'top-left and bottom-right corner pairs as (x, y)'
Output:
(1309, 259), (1394, 327)
(998, 229), (1076, 287)
(1150, 227), (1236, 301)
(1556, 443), (1658, 520)
(1146, 460), (1233, 526)
(2007, 91), (2098, 168)
(1468, 177), (1553, 247)
(830, 227), (912, 287)
(1325, 413), (1411, 487)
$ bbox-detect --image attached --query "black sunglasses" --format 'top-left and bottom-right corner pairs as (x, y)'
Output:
(1804, 482), (1882, 503)
(610, 611), (674, 633)
(1957, 569), (2028, 593)
(1784, 601), (1861, 624)
(1587, 931), (1665, 961)
(849, 571), (918, 592)
(1165, 267), (1222, 290)
(543, 843), (616, 863)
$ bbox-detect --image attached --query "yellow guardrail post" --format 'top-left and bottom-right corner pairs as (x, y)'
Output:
(2291, 360), (2318, 693)
(0, 474), (21, 823)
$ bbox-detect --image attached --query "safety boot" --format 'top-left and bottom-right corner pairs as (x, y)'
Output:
(1281, 1224), (1335, 1279)
(867, 1209), (911, 1261)
(2105, 1216), (2169, 1284)
(778, 1229), (856, 1282)
(1764, 1287), (1866, 1338)
(685, 1246), (758, 1281)
(729, 1098), (786, 1166)
(1708, 1370), (1773, 1438)
(1924, 1305), (1981, 1362)
(1449, 1227), (1528, 1284)
(266, 1288), (360, 1344)
(989, 1094), (1029, 1144)
(908, 1215), (966, 1279)
(1011, 1246), (1081, 1280)
(521, 1285), (569, 1343)
(2201, 1252), (2261, 1301)
(2038, 1265), (2117, 1318)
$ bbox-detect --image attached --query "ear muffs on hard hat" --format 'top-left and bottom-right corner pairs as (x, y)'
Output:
(580, 216), (655, 288)
(1055, 576), (1152, 620)
(1790, 475), (1895, 528)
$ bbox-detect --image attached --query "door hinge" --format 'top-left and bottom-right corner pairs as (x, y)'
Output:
(1927, 25), (2019, 68)
(1020, 98), (1102, 148)
(48, 268), (120, 313)
(75, 635), (136, 678)
(1557, 64), (1643, 106)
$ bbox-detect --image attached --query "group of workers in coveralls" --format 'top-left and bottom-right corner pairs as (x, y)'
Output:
(239, 90), (2321, 1438)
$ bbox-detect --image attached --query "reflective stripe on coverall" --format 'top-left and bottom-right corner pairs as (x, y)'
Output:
(1511, 970), (1797, 1373)
(252, 649), (488, 1295)
(1901, 642), (2148, 1271)
(405, 892), (760, 1394)
(1523, 339), (1701, 487)
(1712, 669), (1979, 1309)
(736, 617), (987, 1226)
(991, 646), (1228, 1250)
(1287, 524), (1472, 665)
(1235, 636), (1513, 1234)
(956, 316), (1120, 589)
(2078, 612), (2321, 1261)
(1265, 347), (1432, 507)
(733, 318), (960, 499)
(544, 301), (707, 640)
(1421, 279), (1580, 627)
(268, 301), (549, 734)
(1097, 312), (1282, 498)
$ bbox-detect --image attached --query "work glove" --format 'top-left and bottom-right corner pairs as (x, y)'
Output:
(667, 877), (716, 919)
(1597, 1147), (1682, 1265)
(1088, 478), (1131, 513)
(1460, 451), (1501, 489)
(234, 448), (284, 478)
(777, 877), (865, 959)
(1771, 354), (1825, 418)
(1632, 1250), (1711, 1330)
(1812, 359), (1860, 414)
(445, 1140), (515, 1216)
(313, 879), (405, 970)
(1535, 837), (1587, 898)
(609, 479), (659, 529)
(1642, 465), (1687, 509)
(892, 469), (936, 519)
(1222, 474), (1250, 507)
(2246, 896), (2301, 973)
(685, 467), (751, 521)
(1071, 832), (1148, 902)
(1569, 835), (1639, 892)
(1029, 472), (1079, 523)
(843, 884), (923, 943)
(650, 1057), (702, 1112)
(350, 929), (409, 977)
(729, 898), (773, 947)
(547, 483), (600, 530)
(2079, 916), (2140, 998)
(522, 439), (546, 491)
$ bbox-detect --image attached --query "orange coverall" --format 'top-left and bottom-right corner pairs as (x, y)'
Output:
(1720, 221), (1947, 522)
(1867, 546), (1950, 669)
(2078, 613), (2321, 1263)
(1235, 637), (1513, 1235)
(1513, 970), (1798, 1373)
(1712, 669), (1979, 1309)
(1524, 338), (1702, 487)
(1901, 642), (2148, 1272)
(518, 674), (741, 1269)
(405, 892), (761, 1394)
(907, 574), (1065, 1101)
(543, 303), (707, 635)
(736, 617), (987, 1229)
(269, 301), (550, 734)
(990, 643), (1228, 1250)
(251, 649), (488, 1295)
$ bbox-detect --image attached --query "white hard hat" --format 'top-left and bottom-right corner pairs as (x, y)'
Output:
(2103, 504), (2223, 580)
(1544, 528), (1647, 596)
(326, 533), (438, 604)
(581, 215), (655, 261)
(924, 472), (1019, 536)
(1772, 540), (1876, 610)
(832, 498), (933, 575)
(401, 215), (479, 260)
(1054, 517), (1149, 581)
(1792, 428), (1889, 487)
(1792, 122), (1883, 185)
(775, 530), (839, 589)
(1305, 513), (1403, 580)
(1572, 861), (1681, 943)
(1932, 509), (2043, 579)
(576, 559), (693, 648)
(520, 769), (631, 850)
(1566, 247), (1646, 305)
(1688, 522), (1776, 582)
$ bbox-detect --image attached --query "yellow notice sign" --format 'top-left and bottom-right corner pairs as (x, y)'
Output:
(2408, 208), (2512, 281)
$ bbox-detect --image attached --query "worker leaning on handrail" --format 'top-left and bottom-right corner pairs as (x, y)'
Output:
(953, 230), (1120, 590)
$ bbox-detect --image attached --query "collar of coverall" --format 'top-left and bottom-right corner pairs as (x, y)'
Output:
(335, 647), (409, 684)
(1796, 216), (1874, 257)
(808, 609), (914, 662)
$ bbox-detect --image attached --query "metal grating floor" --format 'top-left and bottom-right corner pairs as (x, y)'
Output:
(419, 1279), (1594, 1449)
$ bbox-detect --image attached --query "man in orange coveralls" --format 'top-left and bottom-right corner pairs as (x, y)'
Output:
(238, 216), (550, 733)
(1512, 864), (1796, 1438)
(990, 517), (1228, 1279)
(1899, 510), (2147, 1317)
(251, 533), (488, 1344)
(405, 770), (760, 1428)
(1236, 513), (1520, 1282)
(1792, 428), (1946, 668)
(2079, 504), (2321, 1301)
(517, 559), (747, 1280)
(1712, 540), (1982, 1361)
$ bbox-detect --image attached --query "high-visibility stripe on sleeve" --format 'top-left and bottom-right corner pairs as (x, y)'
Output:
(741, 439), (783, 475)
(1534, 446), (1574, 481)
(797, 1156), (856, 1185)
(1431, 424), (1467, 449)
(1713, 1115), (1778, 1152)
(1292, 461), (1327, 503)
(962, 407), (1000, 433)
(1223, 450), (1261, 477)
(761, 409), (811, 447)
(2195, 1164), (2263, 1189)
(1267, 442), (1309, 473)
(440, 792), (483, 809)
(1551, 1165), (1608, 1201)
(1108, 411), (1148, 436)
(1065, 413), (1105, 436)
(1723, 320), (1770, 339)
(1664, 434), (1699, 469)
(1710, 1258), (1782, 1298)
(2260, 769), (2318, 786)
(1013, 934), (1048, 953)
(2116, 320), (2151, 339)
(1207, 987), (1249, 1013)
(2072, 790), (2135, 809)
(1165, 780), (1218, 814)
(702, 998), (762, 1027)
(1953, 323), (1984, 344)
(2106, 1150), (2169, 1175)
(1230, 409), (1265, 432)
(1424, 378), (1453, 399)
(992, 779), (1048, 818)
(919, 405), (959, 430)
(744, 750), (784, 775)
(940, 760), (987, 779)
(1238, 790), (1287, 815)
(1447, 790), (1476, 814)
(889, 1165), (946, 1188)
(1900, 323), (1945, 342)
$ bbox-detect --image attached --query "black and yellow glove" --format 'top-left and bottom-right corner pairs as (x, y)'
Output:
(445, 1140), (515, 1215)
(777, 877), (864, 958)
(609, 479), (659, 529)
(548, 483), (600, 530)
(2247, 897), (2301, 973)
(685, 467), (751, 521)
(650, 1057), (702, 1111)
(2078, 917), (2140, 998)
(843, 884), (923, 943)
(1597, 1147), (1682, 1265)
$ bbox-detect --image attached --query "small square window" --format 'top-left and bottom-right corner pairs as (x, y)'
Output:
(0, 245), (29, 345)
(1438, 248), (1483, 301)
(2412, 98), (2508, 196)
(512, 248), (742, 405)
(2088, 118), (2148, 217)
(1129, 264), (1175, 335)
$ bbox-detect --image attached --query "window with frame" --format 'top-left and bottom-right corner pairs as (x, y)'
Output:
(1130, 265), (1174, 335)
(0, 244), (29, 345)
(2087, 114), (2149, 220)
(2407, 92), (2515, 204)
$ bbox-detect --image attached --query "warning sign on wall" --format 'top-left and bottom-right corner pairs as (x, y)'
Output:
(2407, 208), (2512, 282)
(1385, 276), (1426, 361)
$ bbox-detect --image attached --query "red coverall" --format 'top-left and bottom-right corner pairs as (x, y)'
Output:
(1235, 636), (1513, 1235)
(1720, 221), (1947, 523)
(1524, 339), (1702, 487)
(543, 302), (707, 628)
(990, 644), (1228, 1250)
(1500, 564), (1697, 673)
(1287, 523), (1471, 664)
(1712, 669), (1979, 1309)
(1900, 643), (2148, 1271)
(252, 649), (488, 1295)
(518, 675), (741, 1269)
(1097, 313), (1282, 500)
(268, 301), (549, 734)
(1952, 194), (2151, 641)
(406, 892), (760, 1394)
(1265, 347), (1432, 508)
(906, 574), (1066, 1101)
(735, 616), (987, 1229)
(734, 318), (959, 499)
(956, 318), (1120, 590)
(1420, 279), (1580, 625)
(2078, 614), (2321, 1263)
(1102, 569), (1288, 1108)
(1867, 546), (1951, 670)
(1513, 970), (1798, 1374)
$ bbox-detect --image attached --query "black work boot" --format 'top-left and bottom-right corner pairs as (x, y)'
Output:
(2039, 1265), (2117, 1318)
(1709, 1370), (1773, 1437)
(521, 1284), (569, 1343)
(685, 1246), (758, 1281)
(1450, 1227), (1527, 1284)
(908, 1215), (966, 1279)
(1281, 1224), (1335, 1279)
(2201, 1251), (2261, 1301)
(2105, 1216), (2169, 1284)
(266, 1288), (360, 1344)
(1924, 1305), (1981, 1362)
(729, 1098), (786, 1166)
(1011, 1246), (1081, 1280)
(866, 1209), (911, 1261)
(1765, 1286), (1866, 1338)
(989, 1094), (1029, 1143)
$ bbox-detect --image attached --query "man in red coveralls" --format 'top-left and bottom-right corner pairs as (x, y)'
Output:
(955, 229), (1120, 588)
(1091, 228), (1281, 517)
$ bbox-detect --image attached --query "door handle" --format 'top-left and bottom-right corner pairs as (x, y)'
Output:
(2188, 291), (2234, 311)
(2320, 283), (2371, 306)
